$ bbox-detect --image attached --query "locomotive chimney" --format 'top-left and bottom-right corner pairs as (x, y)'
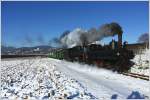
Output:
(118, 33), (122, 48)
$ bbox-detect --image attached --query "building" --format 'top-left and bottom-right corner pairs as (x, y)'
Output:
(126, 42), (149, 54)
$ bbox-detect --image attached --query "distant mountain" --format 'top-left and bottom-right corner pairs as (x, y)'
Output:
(1, 45), (16, 55)
(34, 45), (52, 49)
(1, 45), (53, 55)
(18, 45), (52, 50)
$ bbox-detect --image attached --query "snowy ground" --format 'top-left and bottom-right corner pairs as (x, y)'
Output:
(130, 49), (149, 75)
(1, 57), (95, 100)
(1, 57), (149, 99)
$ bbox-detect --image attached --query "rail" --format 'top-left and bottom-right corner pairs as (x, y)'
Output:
(122, 72), (149, 81)
(1, 54), (48, 59)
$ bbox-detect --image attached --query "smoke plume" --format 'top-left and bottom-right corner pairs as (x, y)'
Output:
(60, 28), (86, 48)
(37, 35), (45, 45)
(138, 33), (149, 43)
(24, 35), (34, 46)
(60, 22), (123, 48)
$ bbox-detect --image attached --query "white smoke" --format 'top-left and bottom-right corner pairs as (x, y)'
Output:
(60, 22), (122, 48)
(60, 28), (87, 48)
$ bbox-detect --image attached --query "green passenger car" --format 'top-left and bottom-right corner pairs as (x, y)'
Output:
(48, 49), (64, 60)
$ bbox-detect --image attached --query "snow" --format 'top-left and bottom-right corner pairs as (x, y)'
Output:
(130, 49), (149, 75)
(1, 58), (96, 100)
(51, 58), (149, 99)
(1, 57), (149, 99)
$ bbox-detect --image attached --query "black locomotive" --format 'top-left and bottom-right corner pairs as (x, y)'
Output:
(49, 33), (134, 72)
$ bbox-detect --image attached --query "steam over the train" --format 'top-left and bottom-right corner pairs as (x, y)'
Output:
(49, 28), (135, 72)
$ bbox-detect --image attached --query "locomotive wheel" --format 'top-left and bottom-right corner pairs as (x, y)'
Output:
(93, 60), (105, 68)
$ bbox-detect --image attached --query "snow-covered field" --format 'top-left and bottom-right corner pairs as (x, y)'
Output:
(1, 57), (149, 99)
(1, 57), (96, 100)
(130, 49), (149, 75)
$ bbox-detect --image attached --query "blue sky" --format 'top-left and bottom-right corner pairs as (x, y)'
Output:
(1, 1), (149, 47)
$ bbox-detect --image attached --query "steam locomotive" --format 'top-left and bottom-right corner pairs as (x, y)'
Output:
(48, 33), (134, 72)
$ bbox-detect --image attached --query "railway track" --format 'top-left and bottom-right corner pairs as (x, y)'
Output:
(1, 54), (48, 58)
(122, 72), (149, 81)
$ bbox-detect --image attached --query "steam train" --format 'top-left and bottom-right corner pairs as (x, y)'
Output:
(48, 33), (135, 72)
